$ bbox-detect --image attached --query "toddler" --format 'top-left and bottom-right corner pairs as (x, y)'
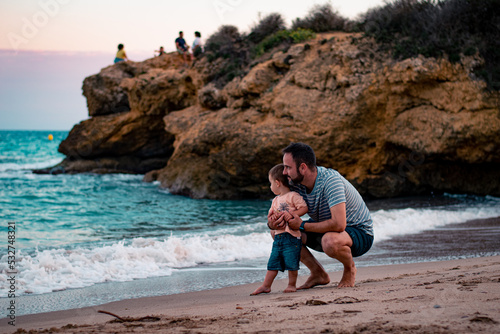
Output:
(251, 164), (308, 295)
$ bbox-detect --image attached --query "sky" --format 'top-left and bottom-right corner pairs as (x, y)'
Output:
(0, 0), (385, 130)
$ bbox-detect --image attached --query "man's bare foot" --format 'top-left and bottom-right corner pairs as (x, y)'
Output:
(297, 273), (330, 290)
(250, 286), (271, 295)
(337, 265), (356, 288)
(284, 285), (297, 293)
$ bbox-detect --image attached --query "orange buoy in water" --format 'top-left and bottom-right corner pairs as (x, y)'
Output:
(48, 134), (53, 141)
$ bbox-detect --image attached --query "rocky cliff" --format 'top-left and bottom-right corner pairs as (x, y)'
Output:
(36, 32), (500, 199)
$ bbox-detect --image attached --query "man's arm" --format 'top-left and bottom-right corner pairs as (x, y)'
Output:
(284, 206), (307, 220)
(294, 206), (308, 217)
(288, 202), (346, 233)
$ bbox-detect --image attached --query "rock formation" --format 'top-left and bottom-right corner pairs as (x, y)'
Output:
(34, 55), (198, 175)
(36, 32), (500, 199)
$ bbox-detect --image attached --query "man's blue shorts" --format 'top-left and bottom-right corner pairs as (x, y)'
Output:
(305, 226), (373, 257)
(267, 232), (302, 272)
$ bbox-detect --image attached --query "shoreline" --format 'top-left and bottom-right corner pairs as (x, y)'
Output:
(6, 216), (500, 318)
(5, 255), (500, 333)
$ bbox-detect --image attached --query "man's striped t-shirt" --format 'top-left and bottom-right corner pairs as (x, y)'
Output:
(290, 166), (373, 236)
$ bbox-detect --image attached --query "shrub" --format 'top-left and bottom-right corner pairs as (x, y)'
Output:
(249, 12), (315, 58)
(292, 3), (347, 32)
(253, 28), (316, 57)
(205, 25), (241, 60)
(362, 0), (500, 90)
(203, 25), (246, 86)
(248, 13), (286, 44)
(288, 28), (317, 43)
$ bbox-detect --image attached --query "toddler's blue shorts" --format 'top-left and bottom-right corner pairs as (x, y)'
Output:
(267, 232), (302, 272)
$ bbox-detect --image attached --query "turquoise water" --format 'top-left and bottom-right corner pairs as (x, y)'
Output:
(1, 131), (270, 250)
(1, 130), (500, 316)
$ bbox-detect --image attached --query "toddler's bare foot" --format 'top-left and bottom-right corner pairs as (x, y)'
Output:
(284, 285), (297, 293)
(250, 286), (271, 295)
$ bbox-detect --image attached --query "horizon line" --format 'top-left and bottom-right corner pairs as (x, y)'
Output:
(0, 129), (71, 132)
(0, 48), (160, 56)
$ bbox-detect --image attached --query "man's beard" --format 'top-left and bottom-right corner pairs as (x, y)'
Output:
(289, 171), (304, 185)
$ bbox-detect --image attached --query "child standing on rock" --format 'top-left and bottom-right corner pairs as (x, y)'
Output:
(251, 164), (308, 295)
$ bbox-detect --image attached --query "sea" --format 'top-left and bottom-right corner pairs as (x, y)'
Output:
(1, 130), (500, 317)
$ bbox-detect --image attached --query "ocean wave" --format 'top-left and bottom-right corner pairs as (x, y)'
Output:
(0, 158), (63, 172)
(0, 231), (272, 296)
(371, 201), (500, 242)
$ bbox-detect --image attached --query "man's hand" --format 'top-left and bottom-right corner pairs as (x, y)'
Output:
(282, 211), (293, 221)
(286, 212), (303, 230)
(268, 210), (285, 229)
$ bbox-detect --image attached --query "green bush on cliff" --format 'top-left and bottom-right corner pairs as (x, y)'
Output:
(253, 28), (316, 58)
(362, 0), (500, 90)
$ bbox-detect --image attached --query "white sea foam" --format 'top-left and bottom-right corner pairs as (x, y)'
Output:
(0, 231), (272, 296)
(1, 200), (499, 297)
(372, 205), (500, 242)
(0, 158), (63, 172)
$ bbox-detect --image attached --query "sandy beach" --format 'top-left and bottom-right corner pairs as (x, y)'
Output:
(4, 255), (500, 334)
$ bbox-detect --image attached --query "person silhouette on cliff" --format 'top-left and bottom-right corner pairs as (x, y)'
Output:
(155, 46), (166, 57)
(268, 143), (374, 289)
(192, 31), (203, 58)
(175, 31), (191, 65)
(114, 44), (128, 63)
